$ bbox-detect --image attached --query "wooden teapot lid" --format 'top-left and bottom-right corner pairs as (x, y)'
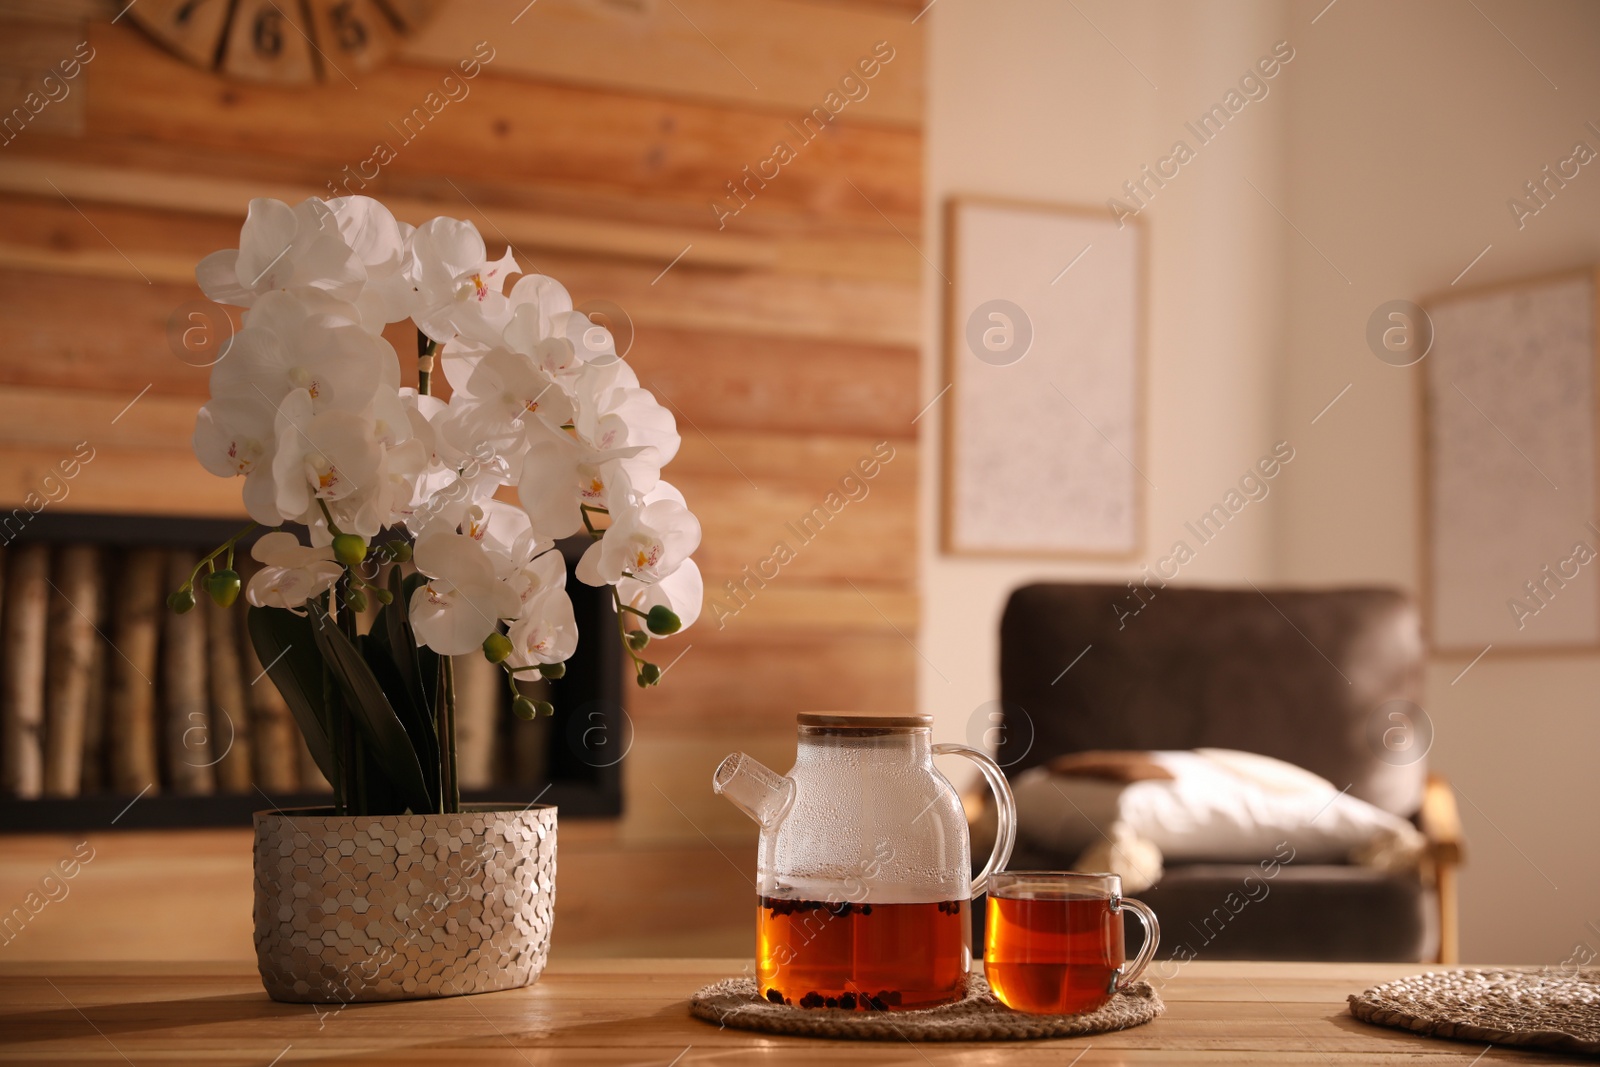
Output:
(796, 712), (934, 730)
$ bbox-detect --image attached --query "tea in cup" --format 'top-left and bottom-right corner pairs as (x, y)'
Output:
(983, 872), (1159, 1015)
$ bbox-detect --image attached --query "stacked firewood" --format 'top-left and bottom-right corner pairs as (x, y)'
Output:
(0, 542), (540, 801)
(0, 543), (323, 799)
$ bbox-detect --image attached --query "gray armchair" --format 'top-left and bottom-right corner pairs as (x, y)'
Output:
(987, 582), (1463, 963)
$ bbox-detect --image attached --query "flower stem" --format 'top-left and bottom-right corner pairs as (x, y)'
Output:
(613, 589), (645, 668)
(316, 498), (340, 535)
(185, 521), (259, 589)
(417, 331), (439, 397)
(444, 654), (459, 814)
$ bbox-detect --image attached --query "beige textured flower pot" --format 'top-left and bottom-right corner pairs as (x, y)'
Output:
(253, 805), (556, 1003)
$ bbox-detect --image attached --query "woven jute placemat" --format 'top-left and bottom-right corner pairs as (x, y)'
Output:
(1348, 968), (1600, 1057)
(688, 973), (1162, 1041)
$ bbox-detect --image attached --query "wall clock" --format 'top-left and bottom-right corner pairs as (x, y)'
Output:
(128, 0), (442, 86)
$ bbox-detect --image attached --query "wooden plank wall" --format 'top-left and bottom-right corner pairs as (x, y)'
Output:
(0, 0), (925, 844)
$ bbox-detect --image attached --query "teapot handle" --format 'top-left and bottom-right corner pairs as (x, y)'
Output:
(932, 744), (1017, 899)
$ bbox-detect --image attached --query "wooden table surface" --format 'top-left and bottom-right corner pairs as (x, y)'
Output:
(0, 959), (1578, 1065)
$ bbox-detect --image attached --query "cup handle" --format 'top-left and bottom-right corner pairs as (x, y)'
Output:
(1110, 896), (1160, 993)
(932, 743), (1016, 898)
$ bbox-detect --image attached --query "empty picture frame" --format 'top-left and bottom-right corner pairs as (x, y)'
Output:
(941, 198), (1146, 557)
(1422, 269), (1600, 653)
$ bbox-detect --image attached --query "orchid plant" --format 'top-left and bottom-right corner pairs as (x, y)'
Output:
(168, 195), (702, 816)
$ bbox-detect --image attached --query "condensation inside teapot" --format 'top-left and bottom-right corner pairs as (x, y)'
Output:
(714, 712), (1017, 1011)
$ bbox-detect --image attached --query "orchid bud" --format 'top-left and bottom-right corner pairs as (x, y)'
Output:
(332, 534), (368, 566)
(205, 569), (241, 608)
(646, 606), (682, 635)
(627, 631), (650, 651)
(482, 633), (512, 663)
(512, 696), (537, 721)
(534, 700), (555, 717)
(167, 587), (196, 614)
(637, 662), (662, 687)
(540, 660), (566, 679)
(385, 539), (413, 563)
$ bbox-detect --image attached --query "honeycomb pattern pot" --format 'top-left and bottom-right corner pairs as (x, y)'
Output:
(252, 805), (556, 1003)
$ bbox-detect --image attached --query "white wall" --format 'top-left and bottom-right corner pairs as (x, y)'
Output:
(1276, 0), (1600, 965)
(922, 0), (1290, 743)
(923, 0), (1600, 963)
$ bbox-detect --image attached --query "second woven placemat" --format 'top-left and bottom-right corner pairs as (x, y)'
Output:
(1349, 968), (1600, 1057)
(689, 972), (1162, 1041)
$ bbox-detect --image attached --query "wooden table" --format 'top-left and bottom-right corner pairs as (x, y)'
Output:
(0, 959), (1573, 1065)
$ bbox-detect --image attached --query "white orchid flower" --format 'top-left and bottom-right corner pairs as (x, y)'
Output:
(409, 531), (522, 656)
(409, 464), (507, 540)
(502, 538), (565, 608)
(448, 500), (575, 666)
(405, 390), (445, 452)
(516, 422), (649, 542)
(324, 195), (416, 330)
(376, 437), (430, 531)
(505, 584), (578, 669)
(192, 397), (283, 526)
(245, 531), (343, 611)
(383, 392), (458, 530)
(189, 196), (704, 697)
(501, 274), (574, 344)
(457, 499), (547, 579)
(405, 217), (519, 346)
(617, 557), (703, 632)
(269, 391), (387, 536)
(369, 388), (415, 451)
(573, 361), (679, 468)
(509, 308), (617, 380)
(210, 290), (394, 416)
(575, 478), (700, 587)
(434, 349), (575, 468)
(501, 275), (620, 390)
(197, 197), (363, 307)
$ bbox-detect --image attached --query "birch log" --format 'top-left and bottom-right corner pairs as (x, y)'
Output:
(43, 544), (99, 797)
(1, 542), (48, 797)
(204, 595), (252, 793)
(235, 594), (299, 794)
(162, 552), (213, 795)
(79, 589), (108, 794)
(108, 547), (163, 795)
(452, 651), (499, 790)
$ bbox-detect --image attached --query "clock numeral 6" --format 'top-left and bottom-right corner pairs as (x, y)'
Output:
(253, 9), (284, 57)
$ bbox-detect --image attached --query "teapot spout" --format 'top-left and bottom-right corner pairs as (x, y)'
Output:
(713, 752), (796, 830)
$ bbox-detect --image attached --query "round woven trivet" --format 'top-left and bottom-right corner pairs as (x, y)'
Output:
(688, 972), (1162, 1041)
(1348, 968), (1600, 1057)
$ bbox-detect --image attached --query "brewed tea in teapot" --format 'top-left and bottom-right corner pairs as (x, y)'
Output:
(715, 712), (1016, 1010)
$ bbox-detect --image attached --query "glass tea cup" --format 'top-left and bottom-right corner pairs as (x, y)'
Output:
(983, 871), (1160, 1015)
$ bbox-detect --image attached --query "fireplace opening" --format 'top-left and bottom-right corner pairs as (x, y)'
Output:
(0, 511), (624, 831)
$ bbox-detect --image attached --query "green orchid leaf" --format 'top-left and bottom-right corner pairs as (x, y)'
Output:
(376, 567), (420, 706)
(360, 632), (439, 810)
(399, 571), (440, 722)
(246, 606), (340, 789)
(352, 738), (407, 816)
(308, 605), (434, 813)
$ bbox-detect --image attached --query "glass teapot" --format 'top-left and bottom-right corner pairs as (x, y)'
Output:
(714, 712), (1017, 1010)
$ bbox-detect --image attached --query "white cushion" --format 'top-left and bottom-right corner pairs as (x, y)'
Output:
(1012, 749), (1425, 887)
